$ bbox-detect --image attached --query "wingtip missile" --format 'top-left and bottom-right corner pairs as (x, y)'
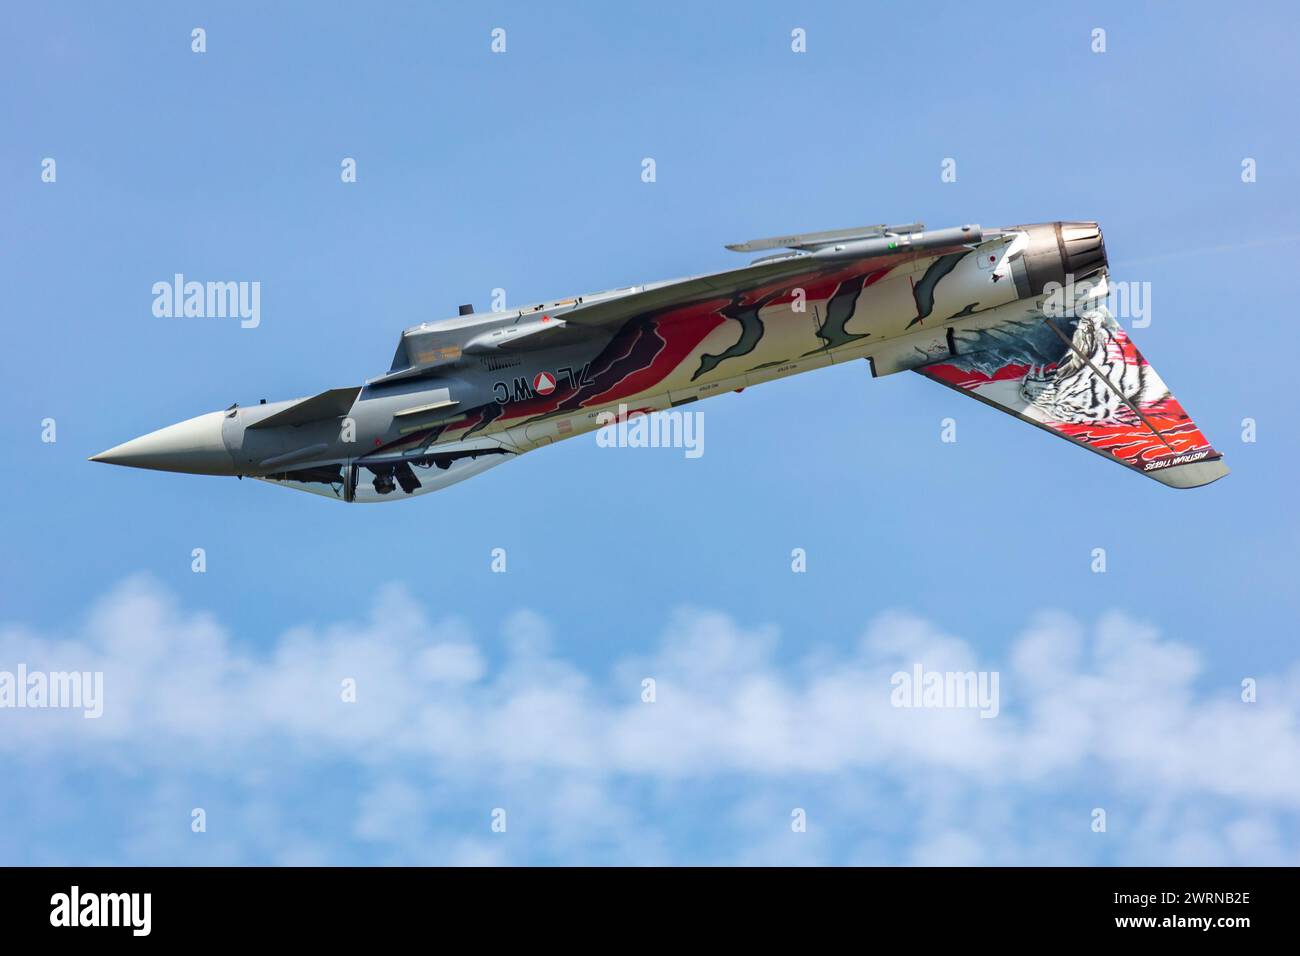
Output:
(725, 222), (926, 253)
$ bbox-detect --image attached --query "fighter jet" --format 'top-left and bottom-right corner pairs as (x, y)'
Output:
(91, 221), (1227, 502)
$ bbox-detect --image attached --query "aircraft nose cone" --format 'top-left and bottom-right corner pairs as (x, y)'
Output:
(90, 411), (235, 476)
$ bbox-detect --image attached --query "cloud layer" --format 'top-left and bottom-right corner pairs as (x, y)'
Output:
(1, 576), (1296, 865)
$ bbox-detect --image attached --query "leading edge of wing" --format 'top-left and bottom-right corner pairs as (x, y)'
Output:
(560, 227), (983, 329)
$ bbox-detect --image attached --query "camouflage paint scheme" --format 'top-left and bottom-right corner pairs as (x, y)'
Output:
(92, 222), (1227, 501)
(919, 295), (1222, 481)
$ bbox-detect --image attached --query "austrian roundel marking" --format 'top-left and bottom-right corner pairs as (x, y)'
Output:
(533, 371), (557, 396)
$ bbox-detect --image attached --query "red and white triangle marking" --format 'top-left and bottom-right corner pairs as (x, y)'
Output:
(533, 371), (557, 396)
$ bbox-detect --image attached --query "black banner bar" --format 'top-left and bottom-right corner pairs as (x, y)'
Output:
(0, 866), (1288, 942)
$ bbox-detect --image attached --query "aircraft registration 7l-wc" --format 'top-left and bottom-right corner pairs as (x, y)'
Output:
(92, 221), (1228, 501)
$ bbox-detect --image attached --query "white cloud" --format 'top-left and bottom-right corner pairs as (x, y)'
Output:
(2, 575), (1298, 865)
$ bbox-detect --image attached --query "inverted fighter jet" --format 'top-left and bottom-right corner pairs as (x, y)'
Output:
(91, 221), (1228, 502)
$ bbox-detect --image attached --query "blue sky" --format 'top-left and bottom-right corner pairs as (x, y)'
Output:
(2, 1), (1299, 865)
